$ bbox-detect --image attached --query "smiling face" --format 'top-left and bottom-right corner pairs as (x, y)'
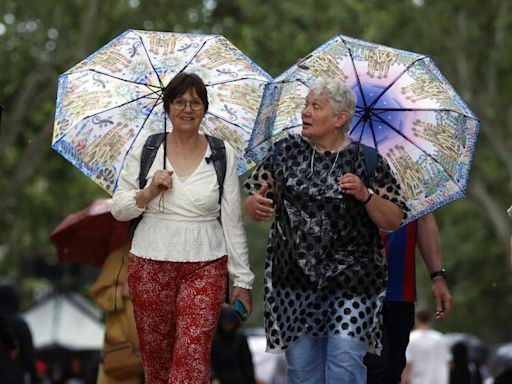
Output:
(168, 87), (205, 134)
(301, 91), (348, 140)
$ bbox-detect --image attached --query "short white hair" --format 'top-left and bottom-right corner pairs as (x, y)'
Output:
(309, 78), (357, 131)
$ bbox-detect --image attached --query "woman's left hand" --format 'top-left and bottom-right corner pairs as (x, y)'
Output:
(230, 286), (252, 316)
(338, 173), (368, 202)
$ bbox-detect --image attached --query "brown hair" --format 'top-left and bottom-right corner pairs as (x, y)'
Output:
(162, 72), (209, 115)
(415, 304), (432, 324)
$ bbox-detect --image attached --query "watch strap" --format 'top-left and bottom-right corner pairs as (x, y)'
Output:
(363, 189), (374, 205)
(430, 269), (447, 281)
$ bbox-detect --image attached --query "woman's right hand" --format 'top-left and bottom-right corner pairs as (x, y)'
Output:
(148, 170), (174, 196)
(135, 170), (173, 208)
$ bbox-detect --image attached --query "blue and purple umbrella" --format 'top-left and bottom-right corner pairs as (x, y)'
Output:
(247, 34), (480, 223)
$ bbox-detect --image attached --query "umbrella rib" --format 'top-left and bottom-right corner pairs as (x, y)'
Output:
(80, 90), (162, 121)
(246, 124), (302, 152)
(371, 107), (479, 121)
(135, 33), (165, 89)
(206, 111), (252, 136)
(114, 93), (164, 190)
(348, 114), (365, 137)
(367, 119), (380, 152)
(267, 77), (311, 89)
(206, 77), (272, 87)
(371, 111), (465, 193)
(368, 56), (428, 109)
(53, 90), (163, 148)
(338, 35), (368, 108)
(177, 35), (219, 75)
(81, 69), (162, 91)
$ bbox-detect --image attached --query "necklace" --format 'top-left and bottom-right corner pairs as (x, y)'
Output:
(308, 138), (350, 177)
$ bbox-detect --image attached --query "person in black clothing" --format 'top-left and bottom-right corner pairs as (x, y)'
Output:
(210, 306), (255, 384)
(0, 313), (20, 358)
(0, 284), (38, 384)
(495, 368), (512, 384)
(449, 342), (484, 384)
(450, 342), (472, 384)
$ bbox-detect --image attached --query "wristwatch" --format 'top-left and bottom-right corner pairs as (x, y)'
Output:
(430, 269), (447, 281)
(363, 188), (374, 205)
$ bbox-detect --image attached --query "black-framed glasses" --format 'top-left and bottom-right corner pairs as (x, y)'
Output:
(172, 99), (204, 111)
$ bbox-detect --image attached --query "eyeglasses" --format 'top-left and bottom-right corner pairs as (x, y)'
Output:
(171, 99), (204, 111)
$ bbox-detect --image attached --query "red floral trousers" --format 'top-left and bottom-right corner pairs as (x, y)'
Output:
(128, 254), (227, 384)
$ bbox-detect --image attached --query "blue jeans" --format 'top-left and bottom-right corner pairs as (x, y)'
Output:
(285, 334), (368, 384)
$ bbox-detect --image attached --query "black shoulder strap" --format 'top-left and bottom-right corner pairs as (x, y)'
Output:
(138, 133), (166, 189)
(129, 133), (166, 234)
(361, 143), (378, 181)
(131, 133), (226, 233)
(205, 135), (227, 204)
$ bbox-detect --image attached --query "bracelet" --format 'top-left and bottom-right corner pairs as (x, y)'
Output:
(430, 269), (447, 281)
(363, 188), (374, 205)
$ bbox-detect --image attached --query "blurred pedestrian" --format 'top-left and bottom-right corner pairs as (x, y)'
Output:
(402, 305), (451, 384)
(450, 341), (485, 384)
(90, 241), (143, 384)
(62, 352), (86, 384)
(365, 213), (452, 383)
(494, 368), (512, 384)
(0, 312), (19, 359)
(35, 359), (52, 384)
(0, 283), (38, 384)
(210, 306), (255, 384)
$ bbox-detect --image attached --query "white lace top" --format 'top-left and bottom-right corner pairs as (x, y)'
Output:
(111, 134), (254, 289)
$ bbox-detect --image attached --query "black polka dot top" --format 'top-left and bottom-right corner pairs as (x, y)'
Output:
(244, 134), (409, 354)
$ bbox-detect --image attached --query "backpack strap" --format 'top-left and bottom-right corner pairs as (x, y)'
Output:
(138, 133), (167, 189)
(205, 135), (227, 205)
(360, 143), (378, 183)
(130, 134), (227, 233)
(129, 133), (166, 233)
(203, 135), (228, 305)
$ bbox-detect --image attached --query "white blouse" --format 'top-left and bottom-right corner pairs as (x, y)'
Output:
(111, 134), (254, 289)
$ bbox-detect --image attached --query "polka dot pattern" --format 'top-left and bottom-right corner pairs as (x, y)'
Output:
(244, 134), (409, 354)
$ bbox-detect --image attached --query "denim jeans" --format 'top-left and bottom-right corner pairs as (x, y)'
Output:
(285, 334), (368, 384)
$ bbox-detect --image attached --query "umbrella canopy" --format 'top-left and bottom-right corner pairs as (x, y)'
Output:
(52, 29), (272, 194)
(247, 34), (480, 222)
(50, 198), (129, 268)
(491, 343), (512, 370)
(444, 332), (489, 366)
(23, 292), (104, 351)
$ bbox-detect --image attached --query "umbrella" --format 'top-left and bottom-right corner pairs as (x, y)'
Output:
(23, 292), (104, 351)
(444, 332), (489, 366)
(491, 343), (512, 370)
(50, 198), (130, 267)
(247, 34), (480, 222)
(52, 29), (272, 194)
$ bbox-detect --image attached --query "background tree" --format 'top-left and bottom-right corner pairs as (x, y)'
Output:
(0, 0), (511, 345)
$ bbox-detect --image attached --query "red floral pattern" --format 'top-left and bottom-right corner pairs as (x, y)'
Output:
(128, 254), (227, 384)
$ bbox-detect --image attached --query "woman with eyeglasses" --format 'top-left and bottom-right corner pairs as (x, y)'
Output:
(112, 72), (254, 384)
(243, 78), (408, 384)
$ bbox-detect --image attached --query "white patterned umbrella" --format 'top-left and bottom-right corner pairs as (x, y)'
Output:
(52, 29), (271, 194)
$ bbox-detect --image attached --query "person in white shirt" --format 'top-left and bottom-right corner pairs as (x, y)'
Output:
(112, 72), (254, 384)
(402, 305), (451, 384)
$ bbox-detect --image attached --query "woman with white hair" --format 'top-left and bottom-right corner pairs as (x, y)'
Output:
(244, 78), (408, 384)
